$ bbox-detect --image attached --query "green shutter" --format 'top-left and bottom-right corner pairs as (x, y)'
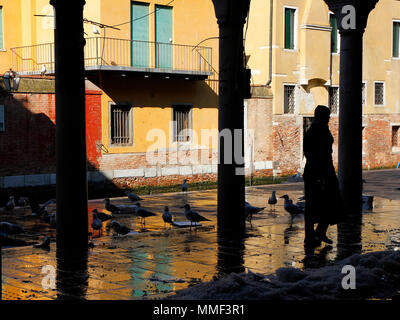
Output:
(285, 8), (294, 49)
(0, 7), (3, 49)
(393, 22), (400, 58)
(330, 15), (337, 53)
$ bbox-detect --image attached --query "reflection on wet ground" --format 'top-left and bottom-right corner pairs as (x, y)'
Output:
(2, 171), (400, 300)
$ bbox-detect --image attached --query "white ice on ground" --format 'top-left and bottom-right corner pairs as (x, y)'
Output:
(168, 250), (400, 300)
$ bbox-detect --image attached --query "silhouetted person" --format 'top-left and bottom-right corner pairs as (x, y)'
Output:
(303, 105), (344, 249)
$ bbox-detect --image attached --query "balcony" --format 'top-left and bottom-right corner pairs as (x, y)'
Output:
(11, 37), (213, 80)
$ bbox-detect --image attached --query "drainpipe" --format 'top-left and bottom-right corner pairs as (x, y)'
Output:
(266, 0), (273, 86)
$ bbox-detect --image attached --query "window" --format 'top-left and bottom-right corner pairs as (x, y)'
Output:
(329, 86), (339, 114)
(392, 126), (400, 149)
(173, 104), (192, 142)
(110, 104), (133, 145)
(0, 105), (4, 132)
(330, 13), (339, 53)
(374, 82), (385, 106)
(0, 6), (3, 49)
(283, 85), (295, 114)
(362, 82), (366, 106)
(393, 21), (400, 58)
(284, 8), (296, 50)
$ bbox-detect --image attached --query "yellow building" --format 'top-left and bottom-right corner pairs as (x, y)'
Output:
(0, 0), (221, 187)
(245, 0), (400, 173)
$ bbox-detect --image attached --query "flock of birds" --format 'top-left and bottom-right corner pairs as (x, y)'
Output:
(1, 178), (309, 248)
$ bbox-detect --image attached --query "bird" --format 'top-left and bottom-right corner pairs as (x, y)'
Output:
(268, 191), (277, 210)
(162, 206), (173, 228)
(280, 195), (304, 225)
(92, 209), (114, 221)
(104, 198), (121, 214)
(110, 220), (131, 235)
(29, 198), (56, 217)
(125, 190), (143, 202)
(181, 204), (210, 228)
(5, 196), (15, 212)
(91, 211), (103, 236)
(182, 179), (188, 192)
(17, 197), (29, 207)
(40, 64), (46, 76)
(245, 201), (265, 221)
(0, 221), (25, 237)
(135, 203), (157, 226)
(93, 25), (100, 35)
(34, 236), (51, 250)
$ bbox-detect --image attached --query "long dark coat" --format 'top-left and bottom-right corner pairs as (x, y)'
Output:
(303, 121), (344, 225)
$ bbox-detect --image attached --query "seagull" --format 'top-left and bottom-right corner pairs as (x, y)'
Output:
(29, 198), (56, 217)
(104, 198), (121, 214)
(135, 203), (157, 226)
(280, 195), (304, 225)
(92, 208), (114, 222)
(181, 204), (210, 228)
(40, 64), (46, 76)
(5, 196), (15, 212)
(125, 190), (143, 202)
(268, 191), (277, 210)
(34, 236), (51, 250)
(0, 222), (25, 238)
(162, 206), (173, 228)
(110, 220), (131, 235)
(245, 201), (265, 221)
(182, 179), (188, 192)
(91, 211), (103, 236)
(93, 25), (100, 35)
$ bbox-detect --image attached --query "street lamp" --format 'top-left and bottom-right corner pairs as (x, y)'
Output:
(3, 69), (21, 92)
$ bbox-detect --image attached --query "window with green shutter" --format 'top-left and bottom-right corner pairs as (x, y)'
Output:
(0, 7), (3, 49)
(284, 8), (295, 50)
(393, 21), (400, 58)
(330, 14), (338, 53)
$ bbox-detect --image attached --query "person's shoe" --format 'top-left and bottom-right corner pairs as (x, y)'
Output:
(316, 234), (333, 244)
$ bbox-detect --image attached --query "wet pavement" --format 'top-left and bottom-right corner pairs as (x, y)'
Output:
(1, 169), (400, 300)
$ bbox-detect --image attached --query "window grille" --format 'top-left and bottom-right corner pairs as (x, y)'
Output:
(284, 85), (295, 114)
(173, 105), (191, 142)
(110, 104), (132, 145)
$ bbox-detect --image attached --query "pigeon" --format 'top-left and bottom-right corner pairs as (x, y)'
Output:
(0, 222), (25, 238)
(181, 204), (210, 228)
(5, 196), (15, 211)
(162, 206), (173, 227)
(268, 191), (277, 210)
(245, 201), (265, 221)
(34, 236), (51, 249)
(91, 211), (103, 236)
(110, 220), (131, 235)
(92, 208), (114, 222)
(135, 203), (157, 225)
(104, 198), (121, 214)
(182, 179), (188, 192)
(280, 195), (304, 224)
(125, 190), (143, 202)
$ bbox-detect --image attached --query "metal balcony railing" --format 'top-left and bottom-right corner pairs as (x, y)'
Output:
(11, 37), (213, 76)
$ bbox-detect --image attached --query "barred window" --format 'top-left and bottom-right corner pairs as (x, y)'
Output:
(283, 85), (295, 114)
(110, 104), (133, 145)
(362, 82), (366, 106)
(374, 82), (385, 105)
(173, 104), (192, 142)
(329, 87), (339, 114)
(393, 126), (400, 148)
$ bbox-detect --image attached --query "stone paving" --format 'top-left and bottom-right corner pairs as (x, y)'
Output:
(1, 169), (400, 300)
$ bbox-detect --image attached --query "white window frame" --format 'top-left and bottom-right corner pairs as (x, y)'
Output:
(282, 83), (296, 114)
(362, 81), (367, 106)
(329, 12), (340, 54)
(328, 85), (339, 114)
(283, 6), (298, 51)
(392, 20), (400, 59)
(373, 81), (385, 106)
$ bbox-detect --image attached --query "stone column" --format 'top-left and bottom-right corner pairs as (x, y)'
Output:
(51, 0), (88, 255)
(212, 0), (250, 235)
(324, 0), (378, 257)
